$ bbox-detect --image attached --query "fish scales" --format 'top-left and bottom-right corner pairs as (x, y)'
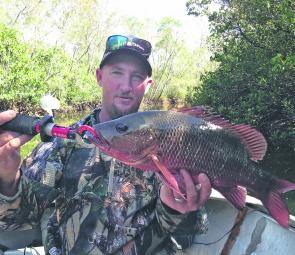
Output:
(150, 112), (265, 188)
(92, 108), (295, 228)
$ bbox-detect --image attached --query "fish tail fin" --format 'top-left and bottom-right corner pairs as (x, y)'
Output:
(261, 178), (295, 228)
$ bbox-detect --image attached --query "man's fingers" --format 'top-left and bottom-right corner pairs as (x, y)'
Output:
(196, 173), (212, 206)
(160, 171), (212, 214)
(180, 169), (198, 205)
(180, 169), (195, 192)
(0, 110), (16, 125)
(5, 134), (33, 151)
(0, 131), (24, 147)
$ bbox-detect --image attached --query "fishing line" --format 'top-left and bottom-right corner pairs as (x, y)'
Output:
(23, 246), (41, 255)
(192, 210), (254, 246)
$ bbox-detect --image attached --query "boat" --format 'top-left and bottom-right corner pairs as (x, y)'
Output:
(1, 190), (295, 255)
(185, 190), (295, 255)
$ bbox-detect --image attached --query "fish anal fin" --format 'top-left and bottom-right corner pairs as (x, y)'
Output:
(215, 185), (247, 210)
(150, 155), (184, 196)
(176, 106), (267, 161)
(262, 191), (289, 228)
(260, 178), (295, 228)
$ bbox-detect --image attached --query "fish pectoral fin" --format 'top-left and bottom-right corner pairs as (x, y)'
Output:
(150, 154), (183, 195)
(215, 185), (247, 210)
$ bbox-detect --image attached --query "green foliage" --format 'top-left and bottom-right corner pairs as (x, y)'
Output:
(1, 1), (210, 110)
(0, 23), (46, 111)
(21, 135), (40, 159)
(0, 23), (100, 112)
(186, 0), (295, 153)
(186, 0), (295, 212)
(145, 17), (214, 106)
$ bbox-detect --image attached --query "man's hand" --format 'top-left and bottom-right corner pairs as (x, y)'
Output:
(0, 110), (33, 196)
(160, 169), (211, 214)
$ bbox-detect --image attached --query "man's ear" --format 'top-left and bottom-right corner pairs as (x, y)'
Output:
(96, 69), (103, 87)
(144, 78), (153, 95)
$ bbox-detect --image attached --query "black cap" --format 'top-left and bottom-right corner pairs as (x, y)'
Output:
(99, 35), (152, 77)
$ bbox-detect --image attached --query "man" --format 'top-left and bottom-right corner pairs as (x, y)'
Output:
(0, 35), (211, 254)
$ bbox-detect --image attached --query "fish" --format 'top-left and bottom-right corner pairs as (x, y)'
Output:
(89, 106), (295, 228)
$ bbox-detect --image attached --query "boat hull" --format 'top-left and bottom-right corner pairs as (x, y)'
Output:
(186, 190), (295, 255)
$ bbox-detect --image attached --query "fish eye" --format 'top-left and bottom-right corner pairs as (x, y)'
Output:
(115, 123), (129, 133)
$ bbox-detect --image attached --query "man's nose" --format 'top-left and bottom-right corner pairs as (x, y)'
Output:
(119, 75), (132, 92)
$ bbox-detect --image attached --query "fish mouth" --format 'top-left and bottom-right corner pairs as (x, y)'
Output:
(89, 130), (153, 164)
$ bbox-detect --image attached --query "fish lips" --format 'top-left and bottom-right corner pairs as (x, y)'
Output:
(93, 123), (158, 164)
(90, 126), (111, 150)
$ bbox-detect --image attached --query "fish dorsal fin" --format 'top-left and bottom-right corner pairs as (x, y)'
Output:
(177, 106), (267, 161)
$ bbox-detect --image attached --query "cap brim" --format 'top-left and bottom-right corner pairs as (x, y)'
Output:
(99, 48), (152, 77)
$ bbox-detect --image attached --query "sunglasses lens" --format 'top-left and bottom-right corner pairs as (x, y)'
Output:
(107, 35), (128, 50)
(106, 35), (151, 58)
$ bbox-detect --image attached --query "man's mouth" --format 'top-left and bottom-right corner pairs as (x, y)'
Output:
(116, 96), (133, 104)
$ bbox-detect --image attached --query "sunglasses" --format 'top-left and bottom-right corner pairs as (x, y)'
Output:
(106, 35), (152, 58)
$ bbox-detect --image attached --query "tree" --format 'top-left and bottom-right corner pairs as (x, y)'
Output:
(0, 23), (100, 112)
(0, 0), (121, 72)
(186, 0), (295, 180)
(143, 17), (213, 108)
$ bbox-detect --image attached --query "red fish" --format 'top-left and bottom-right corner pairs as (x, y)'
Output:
(91, 106), (295, 228)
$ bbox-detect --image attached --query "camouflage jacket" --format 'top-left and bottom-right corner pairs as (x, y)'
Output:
(0, 109), (208, 255)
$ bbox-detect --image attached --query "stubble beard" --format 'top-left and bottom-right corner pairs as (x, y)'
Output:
(110, 102), (141, 120)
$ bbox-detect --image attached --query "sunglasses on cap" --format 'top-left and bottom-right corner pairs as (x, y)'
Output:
(106, 35), (152, 58)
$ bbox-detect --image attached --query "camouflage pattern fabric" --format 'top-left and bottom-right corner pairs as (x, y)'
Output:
(0, 176), (58, 231)
(0, 109), (208, 255)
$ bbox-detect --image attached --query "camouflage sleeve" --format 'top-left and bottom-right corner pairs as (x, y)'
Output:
(22, 139), (65, 185)
(0, 138), (66, 246)
(156, 192), (208, 250)
(0, 174), (59, 231)
(46, 210), (62, 255)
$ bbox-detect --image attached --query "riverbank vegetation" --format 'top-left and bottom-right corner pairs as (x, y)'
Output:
(186, 0), (294, 178)
(1, 0), (294, 205)
(186, 0), (295, 208)
(0, 0), (215, 114)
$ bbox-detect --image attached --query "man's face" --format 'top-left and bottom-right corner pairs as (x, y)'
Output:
(96, 53), (152, 120)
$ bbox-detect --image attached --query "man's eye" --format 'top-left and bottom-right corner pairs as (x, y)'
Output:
(132, 75), (144, 81)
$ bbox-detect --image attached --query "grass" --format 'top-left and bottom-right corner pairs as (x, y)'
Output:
(21, 135), (41, 159)
(20, 113), (84, 159)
